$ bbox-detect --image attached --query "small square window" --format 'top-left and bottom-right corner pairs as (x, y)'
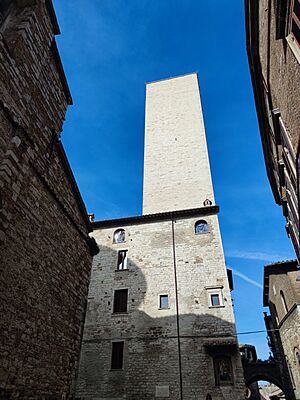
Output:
(159, 295), (169, 309)
(111, 341), (124, 370)
(113, 289), (128, 313)
(117, 250), (128, 270)
(211, 294), (220, 307)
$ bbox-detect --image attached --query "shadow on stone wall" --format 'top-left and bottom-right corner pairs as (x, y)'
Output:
(76, 245), (245, 400)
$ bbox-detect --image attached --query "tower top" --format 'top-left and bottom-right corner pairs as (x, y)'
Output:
(146, 72), (198, 85)
(142, 73), (215, 214)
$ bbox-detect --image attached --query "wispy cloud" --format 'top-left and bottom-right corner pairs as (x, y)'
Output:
(226, 249), (288, 262)
(230, 268), (263, 290)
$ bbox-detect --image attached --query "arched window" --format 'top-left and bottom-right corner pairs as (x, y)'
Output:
(195, 220), (208, 234)
(113, 229), (125, 243)
(280, 290), (288, 314)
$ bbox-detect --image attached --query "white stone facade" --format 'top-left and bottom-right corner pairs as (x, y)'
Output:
(76, 74), (245, 399)
(76, 212), (245, 399)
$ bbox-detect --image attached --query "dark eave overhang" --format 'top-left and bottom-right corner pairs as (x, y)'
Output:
(92, 205), (219, 229)
(244, 0), (281, 204)
(15, 0), (60, 35)
(56, 141), (92, 233)
(51, 39), (73, 105)
(45, 0), (60, 35)
(263, 259), (299, 306)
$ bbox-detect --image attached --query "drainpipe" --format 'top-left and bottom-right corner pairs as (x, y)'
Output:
(171, 219), (183, 400)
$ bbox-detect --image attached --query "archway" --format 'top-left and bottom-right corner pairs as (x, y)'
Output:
(244, 364), (289, 399)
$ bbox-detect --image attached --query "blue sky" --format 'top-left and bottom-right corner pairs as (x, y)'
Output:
(53, 0), (295, 359)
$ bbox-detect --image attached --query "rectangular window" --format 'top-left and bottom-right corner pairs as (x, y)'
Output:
(117, 250), (128, 270)
(291, 0), (300, 46)
(211, 294), (220, 307)
(159, 295), (169, 309)
(113, 289), (128, 313)
(111, 341), (124, 370)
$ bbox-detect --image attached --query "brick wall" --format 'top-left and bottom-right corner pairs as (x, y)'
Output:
(0, 1), (94, 398)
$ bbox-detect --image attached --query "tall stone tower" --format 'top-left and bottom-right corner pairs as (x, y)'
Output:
(76, 73), (245, 400)
(143, 73), (214, 213)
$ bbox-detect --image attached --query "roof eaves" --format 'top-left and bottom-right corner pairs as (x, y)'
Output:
(45, 0), (60, 35)
(92, 205), (219, 229)
(56, 141), (92, 233)
(263, 259), (299, 306)
(51, 39), (73, 105)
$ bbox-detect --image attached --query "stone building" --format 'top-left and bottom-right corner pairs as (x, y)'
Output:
(0, 1), (98, 398)
(264, 260), (300, 399)
(76, 73), (245, 399)
(245, 0), (300, 261)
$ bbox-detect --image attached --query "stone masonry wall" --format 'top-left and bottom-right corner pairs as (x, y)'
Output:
(0, 2), (93, 398)
(268, 271), (300, 323)
(280, 306), (300, 400)
(268, 271), (300, 399)
(76, 212), (245, 400)
(143, 74), (215, 214)
(258, 0), (300, 154)
(256, 0), (300, 260)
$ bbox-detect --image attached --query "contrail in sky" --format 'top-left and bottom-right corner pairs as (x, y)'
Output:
(230, 267), (263, 289)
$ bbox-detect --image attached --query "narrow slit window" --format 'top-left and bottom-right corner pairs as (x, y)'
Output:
(211, 294), (220, 307)
(159, 295), (169, 309)
(280, 290), (288, 314)
(117, 250), (128, 270)
(113, 289), (128, 313)
(111, 341), (124, 370)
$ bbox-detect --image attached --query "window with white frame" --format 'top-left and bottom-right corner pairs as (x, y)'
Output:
(205, 286), (224, 308)
(210, 294), (221, 307)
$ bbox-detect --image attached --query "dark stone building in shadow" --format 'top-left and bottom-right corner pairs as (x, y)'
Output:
(263, 260), (300, 399)
(245, 0), (300, 261)
(0, 1), (98, 398)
